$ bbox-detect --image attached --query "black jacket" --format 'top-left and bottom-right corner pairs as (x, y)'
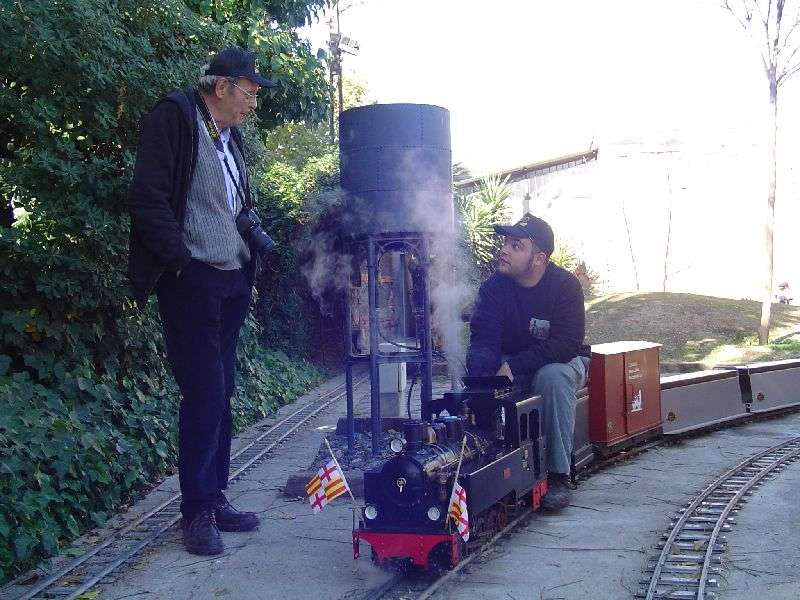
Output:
(466, 263), (590, 382)
(127, 88), (256, 303)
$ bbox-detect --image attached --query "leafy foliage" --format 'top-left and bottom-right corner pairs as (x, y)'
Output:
(184, 0), (330, 32)
(0, 0), (328, 584)
(550, 241), (577, 272)
(183, 0), (331, 127)
(456, 175), (512, 276)
(253, 145), (339, 353)
(455, 175), (598, 296)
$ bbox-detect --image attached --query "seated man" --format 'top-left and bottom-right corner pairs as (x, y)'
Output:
(466, 213), (590, 510)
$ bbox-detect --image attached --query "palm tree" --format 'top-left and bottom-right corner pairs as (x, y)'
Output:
(456, 175), (512, 276)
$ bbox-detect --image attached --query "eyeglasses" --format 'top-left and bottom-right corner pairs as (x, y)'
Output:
(228, 80), (259, 101)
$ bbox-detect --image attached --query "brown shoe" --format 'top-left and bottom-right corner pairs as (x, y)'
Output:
(182, 508), (224, 555)
(215, 498), (260, 532)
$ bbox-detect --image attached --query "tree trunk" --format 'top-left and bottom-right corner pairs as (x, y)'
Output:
(759, 79), (778, 344)
(663, 172), (673, 293)
(621, 199), (640, 291)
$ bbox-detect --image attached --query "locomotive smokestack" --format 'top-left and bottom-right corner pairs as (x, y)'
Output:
(403, 420), (427, 452)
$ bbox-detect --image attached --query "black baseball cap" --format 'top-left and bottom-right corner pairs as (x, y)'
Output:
(205, 47), (277, 88)
(494, 213), (555, 255)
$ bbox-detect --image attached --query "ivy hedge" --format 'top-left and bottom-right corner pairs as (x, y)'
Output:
(0, 0), (332, 584)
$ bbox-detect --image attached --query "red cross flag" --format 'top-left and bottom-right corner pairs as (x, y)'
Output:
(448, 481), (470, 541)
(305, 459), (350, 512)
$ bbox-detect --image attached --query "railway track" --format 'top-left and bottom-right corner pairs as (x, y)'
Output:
(359, 440), (669, 600)
(638, 436), (800, 600)
(4, 377), (366, 600)
(359, 507), (534, 600)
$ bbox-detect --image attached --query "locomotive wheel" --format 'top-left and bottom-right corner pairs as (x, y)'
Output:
(428, 541), (453, 574)
(489, 509), (500, 533)
(474, 514), (487, 537)
(497, 503), (508, 528)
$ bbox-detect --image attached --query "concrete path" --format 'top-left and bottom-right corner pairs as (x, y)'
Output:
(96, 375), (800, 600)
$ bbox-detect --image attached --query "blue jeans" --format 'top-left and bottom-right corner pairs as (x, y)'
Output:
(530, 356), (590, 475)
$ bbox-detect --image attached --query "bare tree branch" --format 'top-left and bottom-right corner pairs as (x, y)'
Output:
(742, 0), (755, 23)
(762, 0), (772, 31)
(777, 40), (800, 70)
(722, 0), (752, 31)
(777, 58), (800, 84)
(777, 13), (800, 54)
(772, 0), (785, 64)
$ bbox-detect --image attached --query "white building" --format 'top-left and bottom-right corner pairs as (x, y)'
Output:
(456, 132), (798, 303)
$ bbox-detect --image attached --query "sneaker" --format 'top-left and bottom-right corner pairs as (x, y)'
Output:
(215, 497), (260, 532)
(541, 474), (572, 511)
(182, 508), (224, 555)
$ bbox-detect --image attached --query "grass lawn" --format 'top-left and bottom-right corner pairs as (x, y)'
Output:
(585, 292), (800, 368)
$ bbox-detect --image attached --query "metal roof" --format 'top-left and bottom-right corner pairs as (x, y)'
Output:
(454, 148), (599, 193)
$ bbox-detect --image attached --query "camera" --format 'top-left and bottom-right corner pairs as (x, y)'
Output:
(235, 207), (275, 255)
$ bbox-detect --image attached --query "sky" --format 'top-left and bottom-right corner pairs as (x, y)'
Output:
(300, 0), (800, 177)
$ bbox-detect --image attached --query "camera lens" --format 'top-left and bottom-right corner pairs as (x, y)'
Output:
(249, 228), (275, 254)
(236, 208), (275, 256)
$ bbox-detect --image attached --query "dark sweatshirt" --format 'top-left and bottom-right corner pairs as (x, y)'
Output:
(466, 263), (590, 382)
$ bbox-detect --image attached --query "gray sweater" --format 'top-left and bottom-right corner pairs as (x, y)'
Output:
(181, 112), (250, 270)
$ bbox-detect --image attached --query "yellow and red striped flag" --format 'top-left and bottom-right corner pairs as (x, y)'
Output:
(448, 481), (470, 541)
(305, 459), (350, 513)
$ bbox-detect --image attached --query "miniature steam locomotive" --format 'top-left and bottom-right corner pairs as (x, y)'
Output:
(354, 375), (549, 570)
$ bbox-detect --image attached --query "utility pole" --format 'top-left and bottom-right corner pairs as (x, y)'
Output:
(327, 16), (337, 144)
(327, 1), (359, 144)
(336, 2), (344, 119)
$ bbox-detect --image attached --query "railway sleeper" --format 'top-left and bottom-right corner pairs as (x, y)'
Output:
(636, 589), (718, 599)
(640, 575), (718, 587)
(665, 553), (722, 562)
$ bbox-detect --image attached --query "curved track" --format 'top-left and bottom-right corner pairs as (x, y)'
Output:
(7, 377), (367, 600)
(639, 436), (800, 600)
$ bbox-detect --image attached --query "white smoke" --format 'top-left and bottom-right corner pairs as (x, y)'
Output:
(300, 105), (479, 389)
(401, 151), (478, 387)
(430, 234), (476, 388)
(297, 187), (353, 312)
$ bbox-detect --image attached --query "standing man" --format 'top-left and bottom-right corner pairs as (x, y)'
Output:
(466, 213), (590, 511)
(128, 48), (274, 555)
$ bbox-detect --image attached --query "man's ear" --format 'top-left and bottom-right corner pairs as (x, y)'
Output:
(215, 79), (228, 99)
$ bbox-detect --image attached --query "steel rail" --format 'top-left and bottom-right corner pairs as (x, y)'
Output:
(642, 436), (800, 600)
(696, 439), (800, 600)
(361, 505), (534, 600)
(415, 508), (531, 600)
(11, 376), (367, 600)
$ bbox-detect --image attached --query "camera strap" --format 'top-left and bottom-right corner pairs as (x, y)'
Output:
(194, 90), (249, 212)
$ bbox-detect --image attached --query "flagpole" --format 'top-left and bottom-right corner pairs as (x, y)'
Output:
(447, 436), (468, 533)
(325, 438), (361, 518)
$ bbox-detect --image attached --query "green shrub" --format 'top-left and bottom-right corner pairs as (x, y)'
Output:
(0, 0), (329, 584)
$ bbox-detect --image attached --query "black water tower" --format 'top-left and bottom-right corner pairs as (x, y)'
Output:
(339, 103), (454, 235)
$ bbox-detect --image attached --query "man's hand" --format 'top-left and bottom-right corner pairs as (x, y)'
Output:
(496, 361), (514, 383)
